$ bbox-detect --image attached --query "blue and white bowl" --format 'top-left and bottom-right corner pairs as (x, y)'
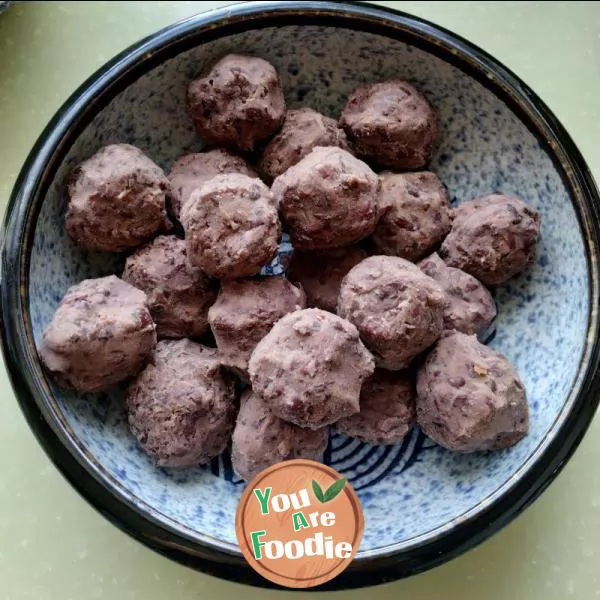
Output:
(2, 1), (600, 590)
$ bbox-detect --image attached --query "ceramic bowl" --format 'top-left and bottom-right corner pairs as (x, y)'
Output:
(2, 0), (600, 590)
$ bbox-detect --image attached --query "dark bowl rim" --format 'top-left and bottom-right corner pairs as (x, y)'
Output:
(2, 0), (600, 591)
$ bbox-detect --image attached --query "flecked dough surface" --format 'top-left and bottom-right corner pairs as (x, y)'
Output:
(40, 275), (156, 393)
(182, 173), (280, 279)
(336, 369), (416, 445)
(339, 80), (437, 170)
(65, 144), (170, 252)
(373, 171), (452, 261)
(418, 252), (496, 337)
(187, 53), (285, 152)
(337, 255), (445, 370)
(287, 245), (368, 313)
(126, 339), (235, 467)
(271, 146), (380, 250)
(248, 308), (375, 429)
(441, 194), (541, 285)
(416, 331), (529, 452)
(258, 108), (350, 182)
(208, 277), (305, 380)
(167, 149), (257, 219)
(231, 389), (329, 481)
(122, 235), (216, 340)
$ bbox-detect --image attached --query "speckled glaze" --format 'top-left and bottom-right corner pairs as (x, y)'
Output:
(3, 1), (600, 590)
(27, 20), (588, 541)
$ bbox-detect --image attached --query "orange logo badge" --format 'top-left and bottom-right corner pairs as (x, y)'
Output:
(235, 459), (364, 588)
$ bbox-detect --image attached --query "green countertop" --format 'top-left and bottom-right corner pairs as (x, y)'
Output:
(1, 2), (600, 598)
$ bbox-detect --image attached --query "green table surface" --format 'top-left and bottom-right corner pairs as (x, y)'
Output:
(1, 2), (600, 598)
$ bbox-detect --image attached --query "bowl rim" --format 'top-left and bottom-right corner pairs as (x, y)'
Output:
(2, 0), (600, 590)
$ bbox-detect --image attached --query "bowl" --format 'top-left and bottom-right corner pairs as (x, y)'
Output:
(2, 0), (600, 590)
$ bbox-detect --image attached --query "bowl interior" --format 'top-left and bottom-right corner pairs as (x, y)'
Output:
(28, 24), (588, 553)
